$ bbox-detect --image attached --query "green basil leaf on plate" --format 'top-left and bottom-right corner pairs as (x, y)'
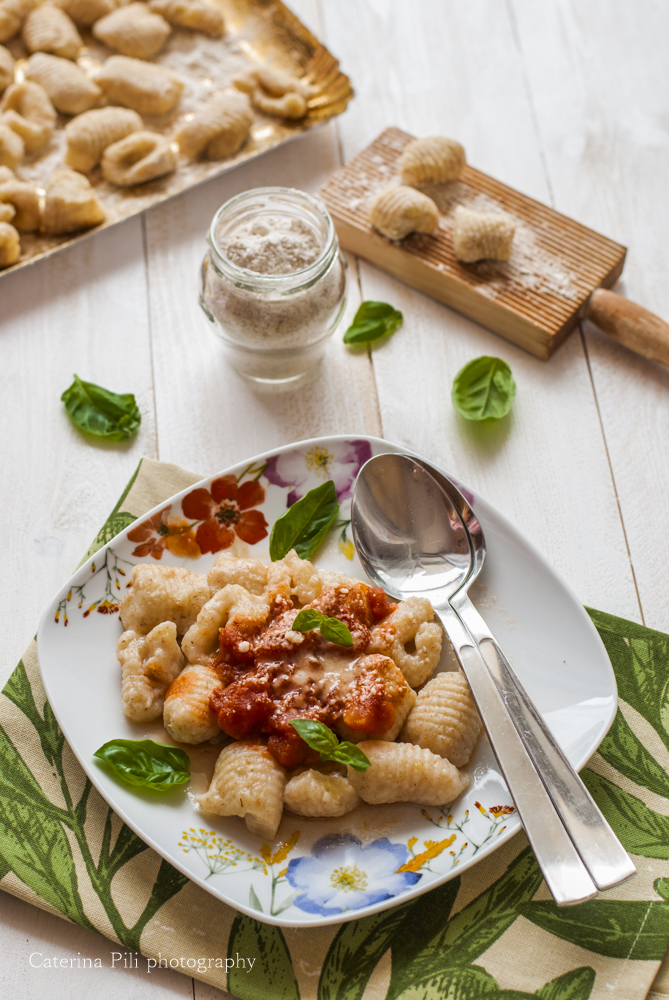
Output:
(93, 739), (190, 791)
(290, 720), (371, 772)
(451, 356), (516, 422)
(61, 374), (141, 441)
(269, 480), (339, 561)
(343, 300), (404, 346)
(292, 608), (353, 647)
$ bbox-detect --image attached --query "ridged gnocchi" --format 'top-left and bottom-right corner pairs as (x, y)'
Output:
(399, 135), (466, 186)
(148, 0), (224, 37)
(174, 90), (252, 161)
(25, 51), (101, 114)
(453, 205), (515, 262)
(400, 669), (482, 767)
(95, 55), (183, 115)
(22, 2), (82, 60)
(117, 621), (184, 723)
(0, 195), (13, 221)
(1, 80), (56, 152)
(93, 3), (171, 60)
(196, 741), (286, 840)
(0, 43), (14, 92)
(0, 120), (22, 167)
(0, 169), (41, 229)
(347, 741), (469, 806)
(0, 217), (19, 265)
(370, 185), (439, 241)
(163, 662), (223, 743)
(65, 105), (143, 171)
(43, 169), (105, 233)
(120, 564), (210, 637)
(181, 584), (269, 667)
(0, 0), (36, 44)
(101, 129), (177, 185)
(284, 766), (360, 818)
(234, 64), (310, 120)
(207, 551), (268, 597)
(367, 596), (443, 688)
(54, 0), (119, 27)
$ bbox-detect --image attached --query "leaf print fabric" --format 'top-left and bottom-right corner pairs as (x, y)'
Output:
(3, 459), (669, 1000)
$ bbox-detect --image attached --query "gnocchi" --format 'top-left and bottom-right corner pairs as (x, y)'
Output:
(0, 170), (41, 229)
(196, 741), (286, 840)
(163, 662), (223, 743)
(25, 51), (101, 114)
(117, 621), (184, 723)
(22, 2), (82, 60)
(370, 185), (439, 241)
(0, 43), (14, 92)
(284, 766), (360, 818)
(181, 584), (269, 666)
(43, 169), (105, 233)
(234, 64), (310, 120)
(347, 741), (469, 806)
(65, 105), (143, 172)
(95, 55), (183, 115)
(401, 669), (482, 767)
(101, 129), (177, 186)
(367, 596), (443, 688)
(120, 563), (210, 637)
(207, 551), (268, 597)
(174, 90), (252, 161)
(93, 3), (171, 60)
(148, 0), (224, 38)
(0, 218), (19, 265)
(0, 120), (22, 168)
(453, 205), (515, 263)
(0, 197), (14, 221)
(1, 80), (57, 152)
(54, 0), (119, 27)
(399, 135), (466, 186)
(0, 0), (36, 44)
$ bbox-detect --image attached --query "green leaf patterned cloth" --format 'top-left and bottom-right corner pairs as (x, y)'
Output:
(3, 457), (669, 1000)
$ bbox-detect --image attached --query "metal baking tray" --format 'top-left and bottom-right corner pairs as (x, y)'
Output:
(1, 0), (353, 278)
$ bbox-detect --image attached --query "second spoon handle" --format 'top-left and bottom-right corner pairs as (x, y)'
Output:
(450, 591), (636, 891)
(436, 606), (597, 906)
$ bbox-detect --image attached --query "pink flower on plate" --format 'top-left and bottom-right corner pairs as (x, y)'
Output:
(264, 440), (372, 506)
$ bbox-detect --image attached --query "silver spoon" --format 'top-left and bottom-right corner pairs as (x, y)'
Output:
(413, 458), (636, 893)
(351, 453), (621, 905)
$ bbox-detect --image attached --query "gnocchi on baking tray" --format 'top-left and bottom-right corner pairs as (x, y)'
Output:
(117, 550), (482, 841)
(0, 0), (319, 269)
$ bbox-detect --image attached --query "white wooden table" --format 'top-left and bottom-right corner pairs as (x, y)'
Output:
(2, 1), (669, 996)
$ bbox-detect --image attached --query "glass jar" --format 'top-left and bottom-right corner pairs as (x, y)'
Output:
(199, 187), (347, 383)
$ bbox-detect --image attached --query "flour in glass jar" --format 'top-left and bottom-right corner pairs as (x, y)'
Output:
(220, 215), (322, 275)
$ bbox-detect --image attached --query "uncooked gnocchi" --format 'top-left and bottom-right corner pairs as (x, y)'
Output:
(95, 55), (183, 115)
(101, 129), (176, 185)
(43, 169), (105, 233)
(370, 185), (439, 241)
(0, 218), (19, 265)
(65, 105), (143, 171)
(1, 80), (56, 152)
(234, 64), (310, 119)
(453, 205), (515, 262)
(54, 0), (118, 26)
(0, 197), (13, 221)
(25, 51), (101, 114)
(148, 0), (223, 37)
(0, 0), (36, 44)
(175, 90), (252, 160)
(0, 43), (14, 91)
(0, 169), (41, 229)
(0, 120), (22, 168)
(400, 135), (466, 186)
(93, 3), (171, 60)
(22, 2), (82, 59)
(400, 669), (482, 767)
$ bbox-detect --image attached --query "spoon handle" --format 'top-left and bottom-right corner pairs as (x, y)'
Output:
(450, 592), (636, 892)
(436, 606), (598, 906)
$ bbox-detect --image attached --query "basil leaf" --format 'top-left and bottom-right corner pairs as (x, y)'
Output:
(319, 617), (354, 647)
(93, 739), (190, 791)
(343, 300), (403, 346)
(292, 608), (327, 631)
(290, 719), (338, 754)
(290, 720), (371, 772)
(451, 356), (516, 422)
(61, 374), (141, 441)
(331, 741), (371, 772)
(269, 481), (339, 561)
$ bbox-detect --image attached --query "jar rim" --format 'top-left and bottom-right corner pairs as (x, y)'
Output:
(207, 186), (338, 291)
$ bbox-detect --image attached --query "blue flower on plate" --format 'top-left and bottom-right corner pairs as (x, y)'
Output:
(285, 834), (420, 915)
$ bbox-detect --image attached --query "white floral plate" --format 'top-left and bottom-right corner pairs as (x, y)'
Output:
(36, 435), (617, 928)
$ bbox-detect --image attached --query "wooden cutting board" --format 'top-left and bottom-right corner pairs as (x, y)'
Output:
(320, 127), (627, 361)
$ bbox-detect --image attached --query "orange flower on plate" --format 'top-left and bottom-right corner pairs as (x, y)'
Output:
(181, 476), (268, 554)
(127, 505), (201, 559)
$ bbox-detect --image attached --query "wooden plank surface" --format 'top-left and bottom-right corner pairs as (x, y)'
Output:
(2, 1), (669, 997)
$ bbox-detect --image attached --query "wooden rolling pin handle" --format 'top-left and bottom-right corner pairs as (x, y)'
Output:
(584, 288), (669, 367)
